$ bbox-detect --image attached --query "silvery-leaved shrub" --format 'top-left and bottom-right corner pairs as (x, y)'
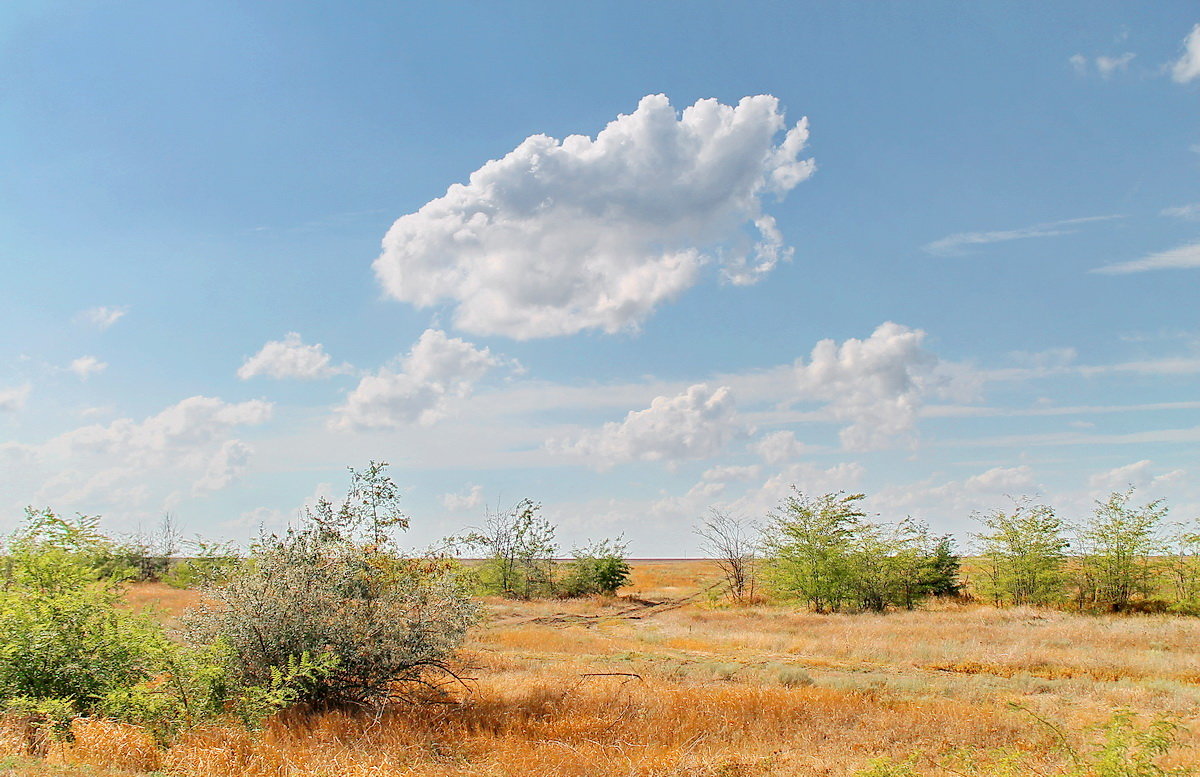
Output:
(186, 463), (479, 710)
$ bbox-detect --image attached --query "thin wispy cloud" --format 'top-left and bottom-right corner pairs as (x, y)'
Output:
(1161, 203), (1200, 220)
(1093, 240), (1200, 275)
(923, 215), (1121, 256)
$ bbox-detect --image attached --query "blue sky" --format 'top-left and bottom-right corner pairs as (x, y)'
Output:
(2, 1), (1198, 554)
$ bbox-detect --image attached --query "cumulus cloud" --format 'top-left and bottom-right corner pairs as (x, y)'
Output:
(551, 384), (744, 469)
(0, 384), (31, 413)
(793, 322), (971, 450)
(924, 215), (1119, 256)
(1172, 24), (1200, 83)
(77, 306), (128, 329)
(442, 484), (484, 511)
(752, 430), (812, 465)
(332, 329), (505, 430)
(238, 332), (348, 380)
(69, 356), (107, 380)
(1093, 241), (1200, 274)
(193, 439), (253, 494)
(374, 94), (814, 339)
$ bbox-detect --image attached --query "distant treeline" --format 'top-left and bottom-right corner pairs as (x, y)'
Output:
(698, 487), (1199, 614)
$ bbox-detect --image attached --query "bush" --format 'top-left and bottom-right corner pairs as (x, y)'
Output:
(187, 463), (479, 709)
(0, 509), (166, 716)
(561, 537), (631, 596)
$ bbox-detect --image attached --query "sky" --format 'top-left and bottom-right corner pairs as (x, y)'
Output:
(2, 1), (1199, 555)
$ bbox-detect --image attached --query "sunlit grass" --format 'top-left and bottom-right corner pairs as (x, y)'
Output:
(5, 562), (1200, 775)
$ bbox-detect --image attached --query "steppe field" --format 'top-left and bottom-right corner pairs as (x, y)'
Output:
(5, 560), (1200, 777)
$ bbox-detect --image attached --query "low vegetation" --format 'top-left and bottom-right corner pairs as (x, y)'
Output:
(1, 469), (1198, 775)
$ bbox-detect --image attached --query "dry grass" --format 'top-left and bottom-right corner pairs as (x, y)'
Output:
(5, 563), (1200, 776)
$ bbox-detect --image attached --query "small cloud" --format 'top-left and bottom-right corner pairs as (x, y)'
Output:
(0, 384), (31, 413)
(441, 484), (484, 511)
(1171, 23), (1200, 83)
(238, 332), (350, 380)
(1095, 52), (1135, 78)
(69, 355), (108, 380)
(1070, 52), (1135, 78)
(1093, 240), (1200, 274)
(77, 306), (128, 330)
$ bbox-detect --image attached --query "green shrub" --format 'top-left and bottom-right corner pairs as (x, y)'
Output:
(187, 464), (479, 709)
(0, 509), (166, 716)
(561, 537), (631, 596)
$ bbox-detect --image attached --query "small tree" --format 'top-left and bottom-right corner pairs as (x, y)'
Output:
(306, 460), (408, 545)
(695, 509), (759, 603)
(762, 490), (866, 612)
(973, 498), (1069, 607)
(561, 537), (631, 596)
(1076, 489), (1168, 612)
(467, 498), (558, 599)
(188, 464), (477, 709)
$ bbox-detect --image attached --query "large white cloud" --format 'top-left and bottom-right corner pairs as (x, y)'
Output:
(238, 332), (348, 380)
(374, 94), (814, 339)
(550, 383), (743, 469)
(793, 322), (971, 450)
(331, 329), (505, 430)
(1172, 24), (1200, 83)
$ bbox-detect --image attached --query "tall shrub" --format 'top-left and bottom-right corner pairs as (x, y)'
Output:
(187, 464), (478, 709)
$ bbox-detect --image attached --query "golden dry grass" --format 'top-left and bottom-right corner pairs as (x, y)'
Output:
(5, 563), (1200, 776)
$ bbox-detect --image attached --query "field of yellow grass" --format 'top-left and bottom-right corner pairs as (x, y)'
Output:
(5, 560), (1200, 776)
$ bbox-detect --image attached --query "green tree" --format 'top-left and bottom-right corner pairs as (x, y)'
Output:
(762, 490), (866, 612)
(1076, 489), (1168, 612)
(973, 499), (1069, 606)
